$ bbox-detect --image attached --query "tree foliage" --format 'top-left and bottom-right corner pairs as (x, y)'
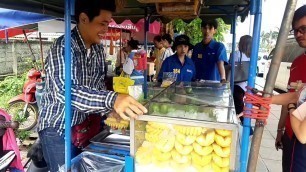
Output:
(0, 74), (26, 108)
(260, 30), (279, 53)
(172, 18), (230, 45)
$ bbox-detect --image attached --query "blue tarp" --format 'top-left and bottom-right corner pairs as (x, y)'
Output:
(0, 8), (54, 30)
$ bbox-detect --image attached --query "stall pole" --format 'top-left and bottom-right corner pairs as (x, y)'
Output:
(143, 8), (150, 99)
(239, 0), (262, 171)
(125, 156), (134, 172)
(64, 0), (74, 171)
(230, 9), (238, 94)
(39, 32), (44, 71)
(247, 0), (298, 171)
(119, 29), (122, 65)
(5, 29), (8, 44)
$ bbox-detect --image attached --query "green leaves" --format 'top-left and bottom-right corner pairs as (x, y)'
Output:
(0, 73), (26, 108)
(260, 30), (279, 53)
(172, 18), (230, 45)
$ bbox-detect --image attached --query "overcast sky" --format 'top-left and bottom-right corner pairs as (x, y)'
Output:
(224, 0), (306, 43)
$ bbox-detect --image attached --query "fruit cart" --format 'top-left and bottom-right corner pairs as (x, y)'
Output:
(0, 0), (298, 171)
(130, 82), (239, 171)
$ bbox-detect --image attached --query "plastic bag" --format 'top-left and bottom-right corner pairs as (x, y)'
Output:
(128, 85), (143, 101)
(59, 151), (124, 172)
(292, 86), (306, 121)
(122, 58), (134, 75)
(161, 72), (177, 87)
(297, 86), (306, 107)
(113, 72), (135, 94)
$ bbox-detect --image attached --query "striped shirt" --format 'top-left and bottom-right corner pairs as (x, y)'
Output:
(38, 27), (117, 136)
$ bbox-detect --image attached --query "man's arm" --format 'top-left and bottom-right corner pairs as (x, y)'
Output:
(217, 61), (226, 80)
(217, 44), (228, 81)
(48, 44), (117, 114)
(271, 91), (299, 105)
(157, 58), (168, 82)
(191, 46), (199, 80)
(274, 105), (287, 150)
(278, 106), (288, 130)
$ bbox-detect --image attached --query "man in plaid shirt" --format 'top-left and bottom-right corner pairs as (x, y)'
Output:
(37, 0), (147, 171)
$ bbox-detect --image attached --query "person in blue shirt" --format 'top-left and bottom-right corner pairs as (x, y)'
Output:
(192, 19), (228, 82)
(158, 35), (196, 83)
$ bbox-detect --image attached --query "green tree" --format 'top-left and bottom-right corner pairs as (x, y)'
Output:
(172, 18), (230, 45)
(260, 30), (279, 52)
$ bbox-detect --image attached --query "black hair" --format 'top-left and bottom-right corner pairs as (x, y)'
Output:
(238, 35), (252, 57)
(161, 34), (173, 44)
(153, 35), (162, 42)
(127, 38), (139, 50)
(201, 19), (218, 29)
(75, 0), (116, 23)
(292, 5), (306, 28)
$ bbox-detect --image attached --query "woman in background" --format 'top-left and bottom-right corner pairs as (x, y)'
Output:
(123, 39), (144, 85)
(160, 34), (174, 63)
(158, 35), (195, 83)
(232, 35), (253, 134)
(152, 35), (166, 81)
(115, 46), (127, 75)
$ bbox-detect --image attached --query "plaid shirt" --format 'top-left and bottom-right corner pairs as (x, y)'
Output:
(38, 27), (117, 136)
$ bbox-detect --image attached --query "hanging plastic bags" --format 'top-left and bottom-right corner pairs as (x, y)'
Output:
(113, 72), (135, 94)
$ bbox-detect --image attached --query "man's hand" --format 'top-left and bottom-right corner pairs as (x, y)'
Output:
(220, 79), (227, 84)
(275, 130), (283, 151)
(114, 94), (147, 120)
(107, 110), (121, 122)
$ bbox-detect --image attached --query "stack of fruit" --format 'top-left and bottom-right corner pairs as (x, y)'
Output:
(135, 122), (233, 172)
(104, 117), (129, 130)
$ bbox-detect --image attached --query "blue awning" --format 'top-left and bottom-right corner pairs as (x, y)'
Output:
(0, 8), (54, 30)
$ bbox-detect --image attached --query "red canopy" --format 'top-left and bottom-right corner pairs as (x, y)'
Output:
(109, 19), (161, 35)
(109, 19), (138, 31)
(108, 19), (161, 43)
(0, 28), (34, 39)
(0, 19), (161, 42)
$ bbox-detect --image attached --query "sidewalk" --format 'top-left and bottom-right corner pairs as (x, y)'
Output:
(255, 104), (283, 172)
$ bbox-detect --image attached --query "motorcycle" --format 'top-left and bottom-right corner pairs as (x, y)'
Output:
(7, 68), (41, 131)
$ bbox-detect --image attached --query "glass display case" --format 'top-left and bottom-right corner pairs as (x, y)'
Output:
(130, 82), (239, 172)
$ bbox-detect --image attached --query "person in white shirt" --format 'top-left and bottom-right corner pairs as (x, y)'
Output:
(161, 34), (174, 62)
(232, 35), (252, 133)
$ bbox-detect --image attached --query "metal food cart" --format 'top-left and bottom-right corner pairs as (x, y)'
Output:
(130, 82), (239, 172)
(0, 0), (299, 171)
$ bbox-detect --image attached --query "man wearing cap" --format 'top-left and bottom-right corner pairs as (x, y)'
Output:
(158, 35), (195, 82)
(192, 19), (228, 82)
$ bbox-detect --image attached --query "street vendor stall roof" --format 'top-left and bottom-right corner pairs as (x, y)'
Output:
(0, 0), (250, 24)
(0, 8), (54, 31)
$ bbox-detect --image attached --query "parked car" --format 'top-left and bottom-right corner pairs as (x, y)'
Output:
(263, 38), (305, 92)
(257, 53), (268, 77)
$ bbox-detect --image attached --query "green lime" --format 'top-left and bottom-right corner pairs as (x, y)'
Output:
(185, 105), (198, 113)
(150, 103), (160, 113)
(167, 106), (176, 113)
(160, 104), (169, 114)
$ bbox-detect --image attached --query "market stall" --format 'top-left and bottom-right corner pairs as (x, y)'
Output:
(0, 1), (273, 172)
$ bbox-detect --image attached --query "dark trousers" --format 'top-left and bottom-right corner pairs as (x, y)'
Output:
(291, 136), (306, 172)
(282, 132), (293, 172)
(233, 85), (245, 115)
(233, 85), (253, 135)
(39, 128), (81, 172)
